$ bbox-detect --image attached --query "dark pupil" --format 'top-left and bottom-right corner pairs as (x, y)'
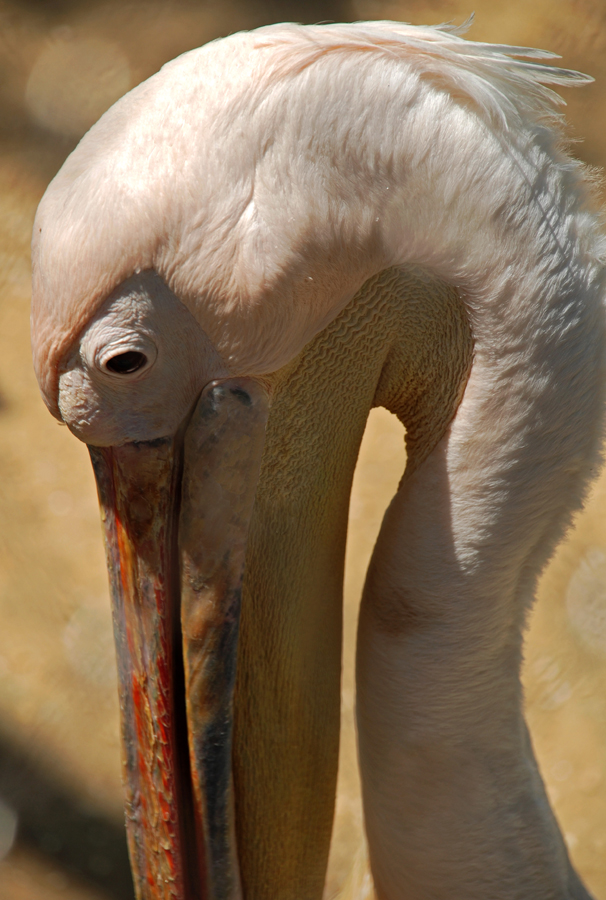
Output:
(106, 351), (147, 374)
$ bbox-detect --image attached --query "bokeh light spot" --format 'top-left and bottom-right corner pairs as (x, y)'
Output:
(25, 35), (131, 139)
(63, 606), (117, 688)
(0, 798), (17, 861)
(566, 547), (606, 654)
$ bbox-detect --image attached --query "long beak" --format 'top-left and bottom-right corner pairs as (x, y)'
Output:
(89, 378), (269, 900)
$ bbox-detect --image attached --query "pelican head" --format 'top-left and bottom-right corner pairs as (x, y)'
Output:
(31, 21), (606, 900)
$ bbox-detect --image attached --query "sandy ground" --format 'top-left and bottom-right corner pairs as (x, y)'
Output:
(1, 1), (606, 898)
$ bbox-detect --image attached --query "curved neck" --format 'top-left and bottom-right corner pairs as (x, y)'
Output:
(356, 253), (604, 899)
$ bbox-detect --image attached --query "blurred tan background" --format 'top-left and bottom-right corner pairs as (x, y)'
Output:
(1, 1), (606, 898)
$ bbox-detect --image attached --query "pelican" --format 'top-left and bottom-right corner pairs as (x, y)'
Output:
(30, 20), (606, 900)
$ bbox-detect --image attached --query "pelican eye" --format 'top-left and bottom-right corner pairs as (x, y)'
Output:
(105, 351), (148, 375)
